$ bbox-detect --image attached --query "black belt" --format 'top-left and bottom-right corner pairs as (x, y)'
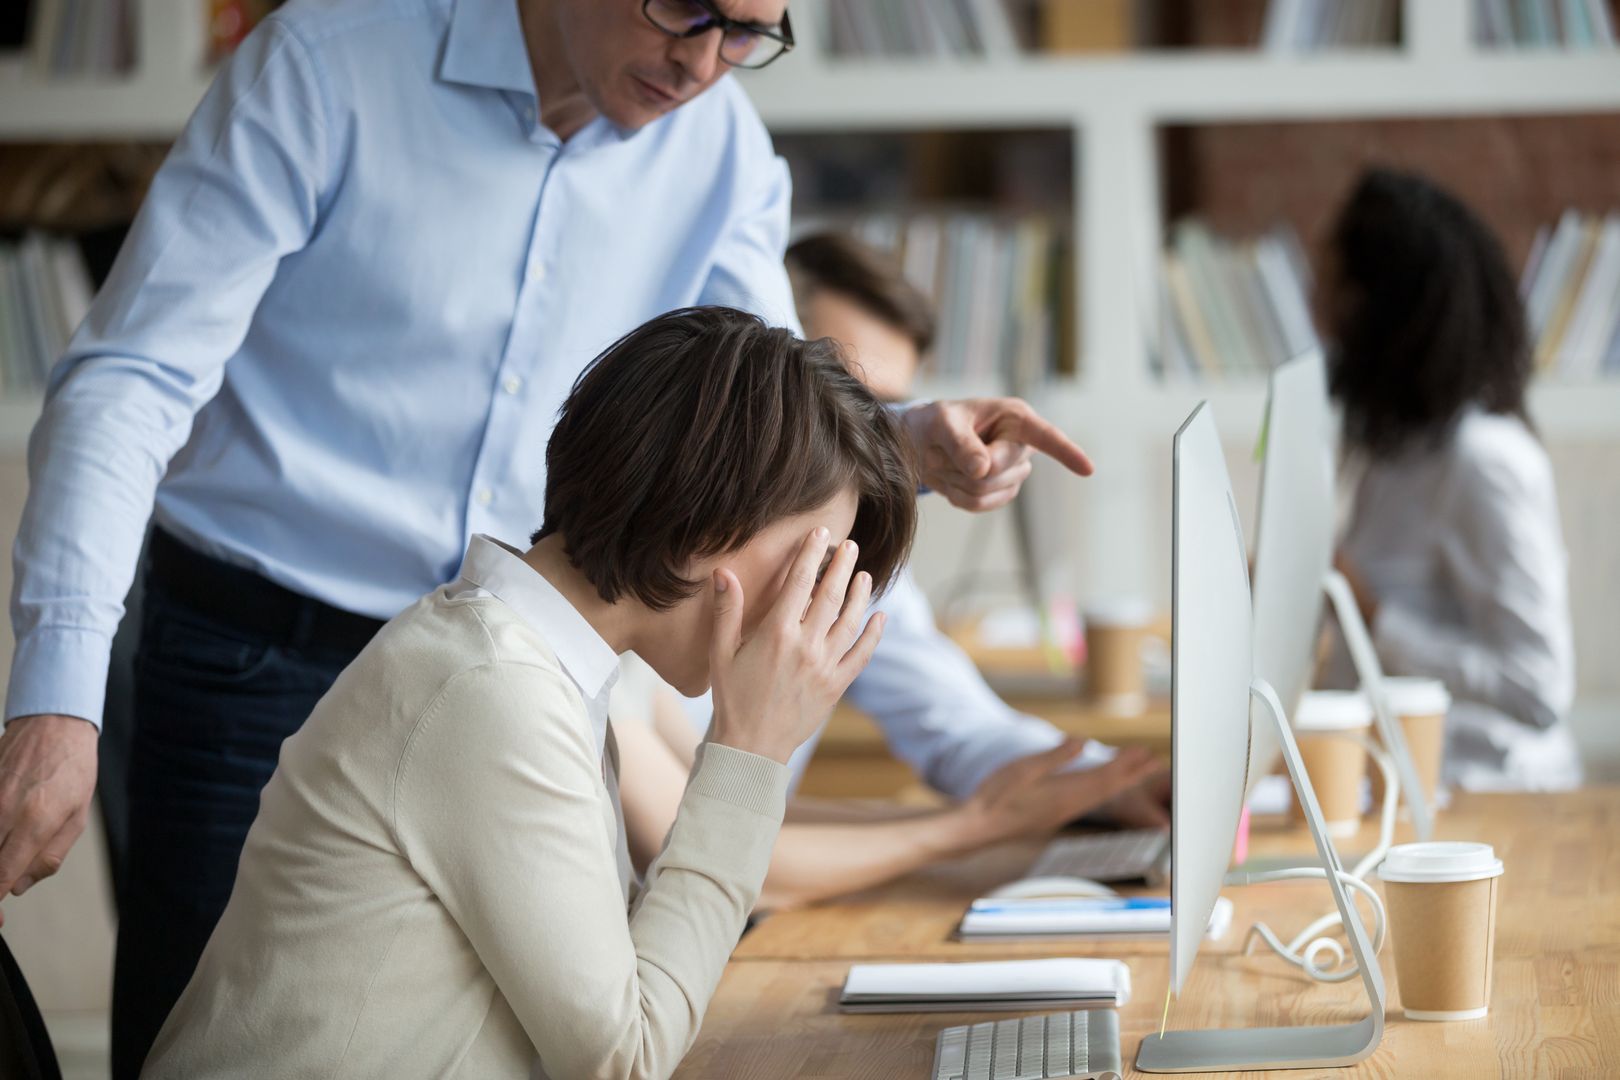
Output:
(147, 527), (387, 655)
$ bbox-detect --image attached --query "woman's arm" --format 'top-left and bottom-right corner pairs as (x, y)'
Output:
(396, 662), (790, 1080)
(1367, 437), (1574, 729)
(616, 689), (1163, 912)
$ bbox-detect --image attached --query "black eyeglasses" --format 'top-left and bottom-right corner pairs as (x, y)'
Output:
(642, 0), (794, 70)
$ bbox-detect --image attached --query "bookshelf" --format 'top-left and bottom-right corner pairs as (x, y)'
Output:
(1, 0), (1619, 598)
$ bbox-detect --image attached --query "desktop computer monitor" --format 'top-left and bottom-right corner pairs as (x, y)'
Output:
(1246, 350), (1433, 839)
(1139, 401), (1385, 1073)
(1165, 402), (1254, 995)
(1247, 349), (1334, 798)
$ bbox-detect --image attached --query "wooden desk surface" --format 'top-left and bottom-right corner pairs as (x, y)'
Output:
(817, 697), (1172, 758)
(676, 789), (1620, 1078)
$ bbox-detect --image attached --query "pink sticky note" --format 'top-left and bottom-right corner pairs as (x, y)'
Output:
(1233, 805), (1251, 866)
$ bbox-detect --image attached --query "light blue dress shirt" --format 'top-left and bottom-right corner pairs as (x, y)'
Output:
(7, 0), (794, 726)
(7, 0), (1076, 797)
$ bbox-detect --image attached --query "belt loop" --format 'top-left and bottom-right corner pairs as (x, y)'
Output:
(290, 598), (320, 652)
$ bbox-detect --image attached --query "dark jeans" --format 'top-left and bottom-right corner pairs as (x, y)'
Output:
(110, 573), (367, 1080)
(98, 535), (145, 912)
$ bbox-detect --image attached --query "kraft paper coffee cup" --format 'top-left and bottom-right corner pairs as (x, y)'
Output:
(1369, 678), (1451, 813)
(1288, 691), (1371, 838)
(1381, 842), (1503, 1021)
(1083, 599), (1152, 716)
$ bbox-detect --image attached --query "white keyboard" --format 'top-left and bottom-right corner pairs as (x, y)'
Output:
(1029, 828), (1170, 883)
(931, 1009), (1122, 1080)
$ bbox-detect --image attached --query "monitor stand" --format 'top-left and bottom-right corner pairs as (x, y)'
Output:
(1135, 678), (1387, 1073)
(1321, 569), (1434, 842)
(1236, 567), (1431, 878)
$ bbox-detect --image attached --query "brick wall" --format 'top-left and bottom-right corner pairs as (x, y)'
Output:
(1162, 114), (1620, 272)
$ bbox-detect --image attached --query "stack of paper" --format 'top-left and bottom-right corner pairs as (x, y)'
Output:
(839, 958), (1130, 1014)
(958, 896), (1234, 941)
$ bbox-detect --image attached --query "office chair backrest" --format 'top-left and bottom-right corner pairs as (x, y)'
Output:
(0, 932), (61, 1080)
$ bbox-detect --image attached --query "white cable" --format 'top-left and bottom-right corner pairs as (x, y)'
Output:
(1236, 867), (1387, 982)
(1237, 733), (1399, 982)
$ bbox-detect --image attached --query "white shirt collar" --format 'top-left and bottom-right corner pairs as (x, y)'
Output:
(451, 535), (621, 745)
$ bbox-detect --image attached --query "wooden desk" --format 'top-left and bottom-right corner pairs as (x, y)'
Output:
(675, 789), (1620, 1078)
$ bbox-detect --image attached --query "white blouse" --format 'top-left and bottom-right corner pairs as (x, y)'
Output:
(1323, 409), (1582, 791)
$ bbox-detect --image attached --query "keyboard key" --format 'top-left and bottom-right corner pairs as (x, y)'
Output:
(1045, 1012), (1071, 1077)
(935, 1009), (1120, 1080)
(992, 1018), (1018, 1078)
(937, 1027), (968, 1080)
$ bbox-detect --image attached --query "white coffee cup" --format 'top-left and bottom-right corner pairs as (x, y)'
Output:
(1083, 597), (1153, 716)
(1289, 691), (1372, 838)
(1380, 841), (1504, 1021)
(1378, 677), (1451, 812)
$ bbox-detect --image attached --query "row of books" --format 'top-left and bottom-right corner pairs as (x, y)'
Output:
(23, 0), (133, 77)
(1525, 210), (1620, 379)
(1156, 222), (1320, 380)
(0, 234), (93, 396)
(1261, 0), (1400, 51)
(834, 211), (1070, 386)
(8, 0), (288, 75)
(1475, 0), (1618, 48)
(825, 0), (1022, 59)
(826, 0), (1403, 56)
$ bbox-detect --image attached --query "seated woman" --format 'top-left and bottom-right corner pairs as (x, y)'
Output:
(141, 307), (917, 1079)
(1321, 168), (1581, 791)
(613, 234), (1164, 912)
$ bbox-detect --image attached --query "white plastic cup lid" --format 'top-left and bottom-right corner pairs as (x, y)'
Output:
(1381, 677), (1451, 717)
(1294, 690), (1373, 731)
(1084, 597), (1155, 629)
(1380, 841), (1504, 884)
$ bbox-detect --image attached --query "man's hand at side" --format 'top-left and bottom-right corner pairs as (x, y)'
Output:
(0, 713), (98, 923)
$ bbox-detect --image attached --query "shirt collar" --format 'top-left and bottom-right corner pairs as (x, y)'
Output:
(454, 535), (620, 705)
(439, 0), (536, 96)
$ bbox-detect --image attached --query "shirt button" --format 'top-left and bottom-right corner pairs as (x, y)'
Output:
(502, 375), (523, 395)
(475, 489), (494, 507)
(529, 260), (548, 283)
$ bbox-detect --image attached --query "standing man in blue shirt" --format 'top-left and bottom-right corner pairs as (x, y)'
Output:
(0, 1), (1107, 1075)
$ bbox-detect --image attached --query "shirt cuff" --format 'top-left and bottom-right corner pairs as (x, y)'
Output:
(889, 400), (933, 495)
(5, 626), (112, 730)
(687, 742), (791, 821)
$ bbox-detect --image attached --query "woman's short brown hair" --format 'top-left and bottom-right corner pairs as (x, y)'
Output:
(537, 306), (918, 611)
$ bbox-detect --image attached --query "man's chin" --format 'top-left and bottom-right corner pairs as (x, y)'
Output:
(600, 99), (664, 132)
